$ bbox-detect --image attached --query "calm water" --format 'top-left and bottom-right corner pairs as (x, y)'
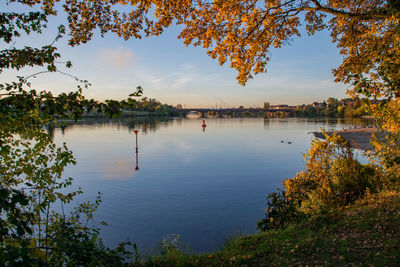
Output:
(52, 117), (368, 253)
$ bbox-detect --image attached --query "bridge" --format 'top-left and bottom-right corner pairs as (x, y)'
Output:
(175, 108), (293, 117)
(175, 108), (293, 113)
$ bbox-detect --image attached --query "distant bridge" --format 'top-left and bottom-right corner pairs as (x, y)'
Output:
(175, 108), (293, 113)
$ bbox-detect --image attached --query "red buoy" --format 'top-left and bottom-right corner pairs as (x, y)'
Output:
(201, 120), (207, 132)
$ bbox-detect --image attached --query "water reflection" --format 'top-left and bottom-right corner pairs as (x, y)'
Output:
(47, 117), (176, 137)
(51, 117), (372, 253)
(135, 150), (139, 171)
(46, 123), (55, 140)
(101, 157), (135, 180)
(46, 116), (370, 139)
(263, 118), (270, 128)
(201, 120), (207, 132)
(134, 130), (139, 171)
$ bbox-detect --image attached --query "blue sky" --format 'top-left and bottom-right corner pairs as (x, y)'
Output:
(1, 2), (349, 108)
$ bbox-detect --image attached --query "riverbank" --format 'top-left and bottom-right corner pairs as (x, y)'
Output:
(312, 126), (385, 151)
(141, 191), (400, 266)
(81, 110), (176, 118)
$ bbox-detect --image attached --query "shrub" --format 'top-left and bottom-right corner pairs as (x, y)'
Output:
(258, 133), (384, 232)
(257, 190), (304, 231)
(284, 133), (383, 214)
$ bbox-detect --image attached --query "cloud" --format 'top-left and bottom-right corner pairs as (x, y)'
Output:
(172, 76), (194, 88)
(148, 63), (200, 90)
(100, 47), (135, 69)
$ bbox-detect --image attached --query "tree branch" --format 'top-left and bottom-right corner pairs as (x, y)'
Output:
(307, 0), (389, 20)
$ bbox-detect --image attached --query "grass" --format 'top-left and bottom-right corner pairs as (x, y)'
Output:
(140, 191), (400, 266)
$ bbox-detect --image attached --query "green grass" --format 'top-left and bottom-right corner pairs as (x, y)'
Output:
(141, 191), (400, 266)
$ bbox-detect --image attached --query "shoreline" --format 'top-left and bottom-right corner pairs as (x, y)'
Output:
(312, 126), (384, 151)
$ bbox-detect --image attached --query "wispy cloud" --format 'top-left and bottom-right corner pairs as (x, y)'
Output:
(148, 63), (201, 90)
(100, 47), (135, 70)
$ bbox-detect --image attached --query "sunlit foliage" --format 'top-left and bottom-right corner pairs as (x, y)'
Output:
(6, 1), (397, 91)
(258, 133), (384, 231)
(284, 133), (383, 213)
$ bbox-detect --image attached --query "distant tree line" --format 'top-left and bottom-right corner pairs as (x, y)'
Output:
(193, 97), (370, 118)
(86, 96), (183, 118)
(293, 97), (370, 118)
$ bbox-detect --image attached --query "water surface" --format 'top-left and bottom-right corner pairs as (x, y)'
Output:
(53, 117), (367, 253)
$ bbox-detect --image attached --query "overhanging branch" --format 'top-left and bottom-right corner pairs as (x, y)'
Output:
(307, 0), (389, 20)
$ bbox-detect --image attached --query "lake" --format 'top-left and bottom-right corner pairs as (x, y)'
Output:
(52, 117), (368, 254)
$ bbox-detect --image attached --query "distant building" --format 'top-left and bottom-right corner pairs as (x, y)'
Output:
(271, 104), (289, 110)
(312, 102), (325, 108)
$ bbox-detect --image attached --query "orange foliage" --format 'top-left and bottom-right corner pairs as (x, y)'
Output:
(12, 0), (399, 90)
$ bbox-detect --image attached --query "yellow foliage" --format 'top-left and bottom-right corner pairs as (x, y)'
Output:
(284, 133), (383, 213)
(369, 99), (400, 182)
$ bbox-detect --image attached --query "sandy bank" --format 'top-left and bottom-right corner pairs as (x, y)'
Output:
(312, 126), (386, 151)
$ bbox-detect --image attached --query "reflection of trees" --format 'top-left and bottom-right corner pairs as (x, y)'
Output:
(45, 117), (372, 140)
(46, 123), (55, 140)
(125, 117), (172, 134)
(315, 117), (371, 127)
(47, 117), (175, 138)
(263, 118), (270, 128)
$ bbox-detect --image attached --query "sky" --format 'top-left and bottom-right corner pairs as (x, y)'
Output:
(1, 2), (350, 108)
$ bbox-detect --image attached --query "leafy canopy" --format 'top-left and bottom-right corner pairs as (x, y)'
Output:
(6, 0), (399, 101)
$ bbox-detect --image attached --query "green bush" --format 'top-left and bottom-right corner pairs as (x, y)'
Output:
(257, 190), (304, 231)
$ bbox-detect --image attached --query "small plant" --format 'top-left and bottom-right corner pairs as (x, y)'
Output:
(159, 234), (181, 255)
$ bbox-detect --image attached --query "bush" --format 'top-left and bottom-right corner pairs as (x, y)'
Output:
(257, 190), (304, 231)
(284, 133), (383, 213)
(258, 133), (384, 232)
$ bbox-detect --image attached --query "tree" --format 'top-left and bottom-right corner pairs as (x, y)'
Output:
(7, 1), (396, 94)
(264, 101), (270, 109)
(0, 5), (144, 263)
(6, 1), (399, 98)
(326, 97), (338, 108)
(0, 81), (138, 264)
